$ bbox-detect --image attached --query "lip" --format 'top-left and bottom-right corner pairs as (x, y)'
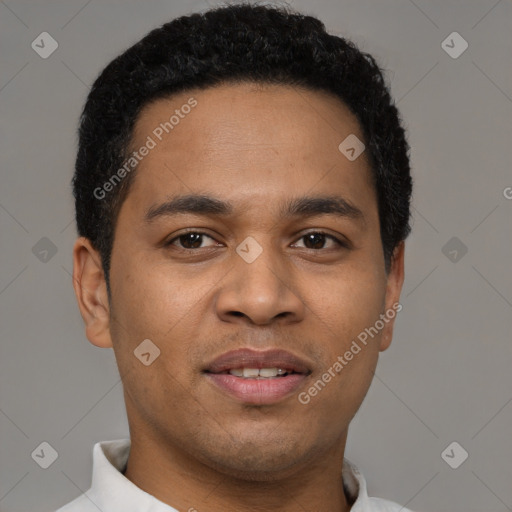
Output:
(203, 348), (311, 405)
(204, 348), (312, 374)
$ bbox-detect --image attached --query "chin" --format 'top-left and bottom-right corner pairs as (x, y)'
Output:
(193, 434), (314, 481)
(209, 454), (305, 482)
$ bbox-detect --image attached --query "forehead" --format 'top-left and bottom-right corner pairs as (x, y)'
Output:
(123, 82), (375, 217)
(133, 81), (365, 154)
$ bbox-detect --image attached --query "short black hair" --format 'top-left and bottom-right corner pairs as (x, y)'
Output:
(73, 2), (412, 296)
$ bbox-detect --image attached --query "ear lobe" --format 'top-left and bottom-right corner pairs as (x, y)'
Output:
(72, 237), (113, 348)
(379, 332), (393, 352)
(379, 241), (405, 352)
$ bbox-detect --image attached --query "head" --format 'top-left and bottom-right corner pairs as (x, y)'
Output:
(72, 3), (411, 480)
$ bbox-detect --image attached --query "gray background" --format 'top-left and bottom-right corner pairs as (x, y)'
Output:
(1, 0), (511, 511)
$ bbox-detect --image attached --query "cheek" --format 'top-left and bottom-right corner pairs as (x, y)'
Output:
(299, 263), (385, 416)
(108, 256), (203, 416)
(109, 253), (221, 390)
(309, 263), (386, 346)
(112, 253), (208, 337)
(303, 265), (384, 385)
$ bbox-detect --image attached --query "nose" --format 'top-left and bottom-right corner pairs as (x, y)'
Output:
(215, 243), (306, 326)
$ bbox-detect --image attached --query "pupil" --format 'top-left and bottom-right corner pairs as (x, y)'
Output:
(305, 233), (325, 249)
(181, 233), (202, 248)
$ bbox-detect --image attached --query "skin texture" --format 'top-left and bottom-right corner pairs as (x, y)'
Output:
(72, 82), (405, 512)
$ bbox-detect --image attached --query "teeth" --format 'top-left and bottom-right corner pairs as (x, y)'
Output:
(259, 368), (279, 377)
(243, 368), (260, 378)
(228, 368), (287, 378)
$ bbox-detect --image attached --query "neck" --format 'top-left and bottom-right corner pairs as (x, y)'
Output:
(123, 429), (352, 512)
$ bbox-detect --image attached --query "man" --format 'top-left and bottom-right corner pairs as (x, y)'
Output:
(60, 3), (413, 511)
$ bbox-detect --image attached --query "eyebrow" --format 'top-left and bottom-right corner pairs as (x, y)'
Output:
(143, 194), (364, 224)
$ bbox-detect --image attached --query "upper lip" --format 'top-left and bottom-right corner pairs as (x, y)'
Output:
(204, 348), (312, 375)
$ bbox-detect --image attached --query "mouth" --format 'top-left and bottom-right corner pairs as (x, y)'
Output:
(211, 367), (298, 378)
(203, 348), (312, 405)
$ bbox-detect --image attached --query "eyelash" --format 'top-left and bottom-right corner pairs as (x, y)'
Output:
(165, 230), (348, 251)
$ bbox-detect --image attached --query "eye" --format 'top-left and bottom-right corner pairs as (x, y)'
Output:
(166, 232), (219, 249)
(165, 230), (347, 251)
(292, 231), (347, 250)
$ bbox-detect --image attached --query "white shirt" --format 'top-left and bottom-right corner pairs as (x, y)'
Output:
(56, 439), (415, 512)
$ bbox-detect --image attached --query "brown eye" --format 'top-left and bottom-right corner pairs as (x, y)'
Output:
(166, 231), (346, 251)
(294, 232), (346, 250)
(167, 232), (217, 249)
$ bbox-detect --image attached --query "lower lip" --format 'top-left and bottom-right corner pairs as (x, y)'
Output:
(205, 373), (307, 405)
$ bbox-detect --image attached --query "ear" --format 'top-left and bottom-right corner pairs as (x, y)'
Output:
(379, 241), (405, 352)
(72, 237), (113, 348)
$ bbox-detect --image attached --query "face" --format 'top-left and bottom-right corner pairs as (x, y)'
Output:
(73, 82), (404, 480)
